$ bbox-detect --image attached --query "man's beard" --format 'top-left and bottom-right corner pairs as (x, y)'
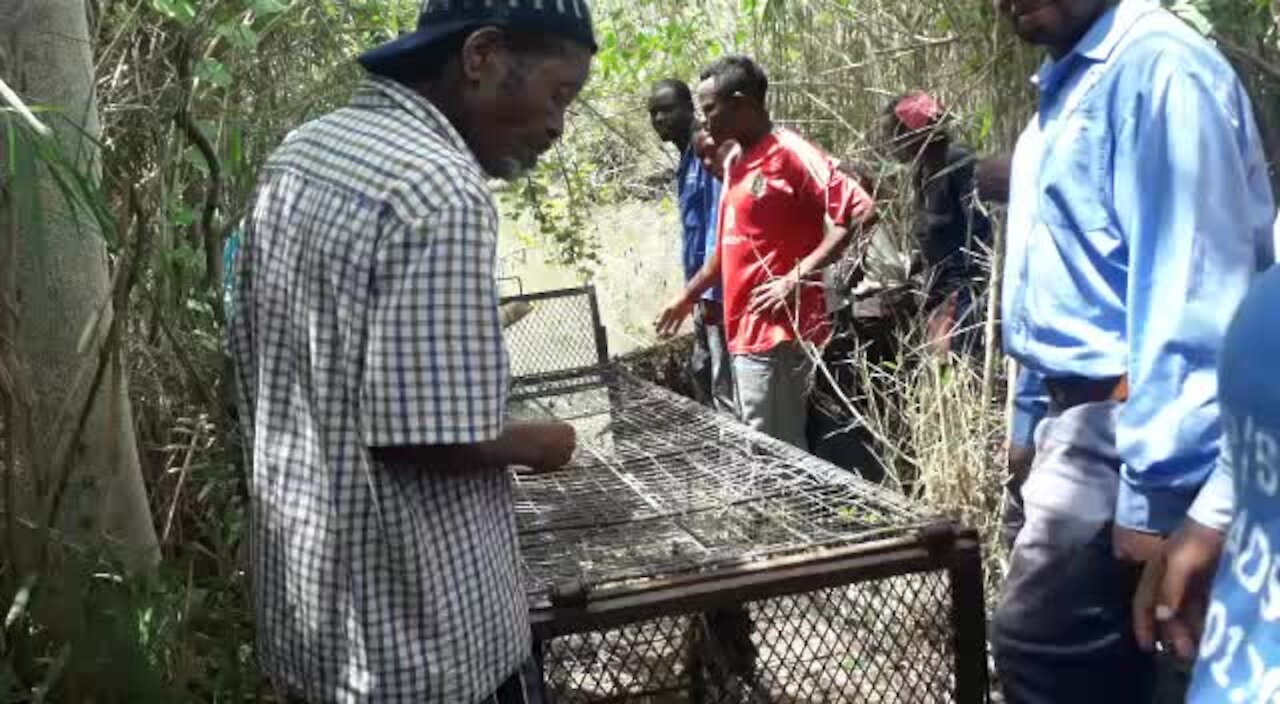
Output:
(488, 153), (539, 181)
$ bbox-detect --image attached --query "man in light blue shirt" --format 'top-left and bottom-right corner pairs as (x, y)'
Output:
(992, 0), (1275, 701)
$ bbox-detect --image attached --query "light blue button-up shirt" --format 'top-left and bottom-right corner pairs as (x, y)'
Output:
(1003, 0), (1276, 534)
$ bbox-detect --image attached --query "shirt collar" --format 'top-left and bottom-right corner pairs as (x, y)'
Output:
(352, 76), (483, 173)
(1076, 0), (1156, 62)
(1032, 0), (1158, 89)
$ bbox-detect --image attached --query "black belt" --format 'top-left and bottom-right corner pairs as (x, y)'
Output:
(1043, 375), (1129, 411)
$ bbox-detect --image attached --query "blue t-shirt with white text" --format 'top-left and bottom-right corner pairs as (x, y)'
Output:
(1190, 266), (1280, 701)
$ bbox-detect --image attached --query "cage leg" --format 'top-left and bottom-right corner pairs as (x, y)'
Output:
(948, 545), (990, 704)
(684, 614), (709, 704)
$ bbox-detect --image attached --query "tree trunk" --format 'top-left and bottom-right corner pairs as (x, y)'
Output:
(0, 0), (158, 569)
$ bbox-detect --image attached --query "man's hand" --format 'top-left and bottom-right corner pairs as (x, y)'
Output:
(975, 153), (1012, 204)
(749, 272), (799, 316)
(1134, 519), (1226, 662)
(655, 293), (696, 338)
(1114, 525), (1165, 563)
(510, 421), (577, 474)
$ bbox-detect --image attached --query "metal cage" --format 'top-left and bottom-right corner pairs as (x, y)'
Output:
(502, 287), (988, 703)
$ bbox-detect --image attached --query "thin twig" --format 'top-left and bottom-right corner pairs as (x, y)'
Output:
(1215, 32), (1280, 84)
(162, 417), (208, 544)
(177, 105), (223, 298)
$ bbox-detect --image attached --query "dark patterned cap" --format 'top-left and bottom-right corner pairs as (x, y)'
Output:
(359, 0), (596, 75)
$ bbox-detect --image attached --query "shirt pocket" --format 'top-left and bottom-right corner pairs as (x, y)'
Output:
(1038, 106), (1113, 236)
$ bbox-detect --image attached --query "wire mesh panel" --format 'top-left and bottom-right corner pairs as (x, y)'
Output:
(503, 287), (608, 381)
(503, 288), (988, 703)
(540, 571), (958, 703)
(510, 370), (929, 598)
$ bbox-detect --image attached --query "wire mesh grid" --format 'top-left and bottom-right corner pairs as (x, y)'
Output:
(540, 570), (958, 703)
(504, 288), (986, 702)
(510, 369), (934, 602)
(504, 287), (606, 380)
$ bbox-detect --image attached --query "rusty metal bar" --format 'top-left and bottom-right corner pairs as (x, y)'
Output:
(531, 531), (978, 639)
(947, 532), (990, 704)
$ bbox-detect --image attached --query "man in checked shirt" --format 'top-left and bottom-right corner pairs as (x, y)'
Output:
(227, 1), (595, 702)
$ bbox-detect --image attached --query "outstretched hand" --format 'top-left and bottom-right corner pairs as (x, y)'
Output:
(655, 294), (696, 338)
(510, 421), (577, 475)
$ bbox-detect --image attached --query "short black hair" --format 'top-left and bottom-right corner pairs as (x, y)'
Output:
(650, 78), (693, 106)
(699, 55), (768, 103)
(374, 27), (576, 84)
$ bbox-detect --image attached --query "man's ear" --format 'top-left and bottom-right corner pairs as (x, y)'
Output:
(459, 27), (509, 84)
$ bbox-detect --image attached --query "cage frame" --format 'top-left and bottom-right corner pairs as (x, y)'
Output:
(501, 286), (990, 703)
(527, 523), (988, 703)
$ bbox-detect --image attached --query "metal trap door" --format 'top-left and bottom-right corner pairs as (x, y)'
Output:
(502, 286), (609, 383)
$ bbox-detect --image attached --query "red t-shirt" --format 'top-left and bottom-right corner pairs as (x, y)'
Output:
(717, 129), (873, 355)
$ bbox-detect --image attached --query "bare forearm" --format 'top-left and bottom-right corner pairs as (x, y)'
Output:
(370, 423), (544, 471)
(793, 224), (854, 280)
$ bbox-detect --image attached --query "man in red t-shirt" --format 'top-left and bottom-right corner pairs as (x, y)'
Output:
(656, 55), (875, 450)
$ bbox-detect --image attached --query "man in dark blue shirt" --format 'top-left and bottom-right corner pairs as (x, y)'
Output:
(648, 78), (733, 412)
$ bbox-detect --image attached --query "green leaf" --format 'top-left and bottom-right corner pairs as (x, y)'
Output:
(226, 125), (246, 177)
(168, 202), (196, 227)
(195, 59), (233, 88)
(151, 0), (196, 25)
(217, 23), (260, 51)
(251, 0), (289, 15)
(1166, 0), (1215, 35)
(978, 106), (994, 144)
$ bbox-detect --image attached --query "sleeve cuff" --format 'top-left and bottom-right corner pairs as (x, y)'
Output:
(1114, 480), (1196, 535)
(1186, 463), (1235, 533)
(1010, 368), (1049, 449)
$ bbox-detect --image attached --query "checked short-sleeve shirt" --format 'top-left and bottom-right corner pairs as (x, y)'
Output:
(228, 76), (528, 703)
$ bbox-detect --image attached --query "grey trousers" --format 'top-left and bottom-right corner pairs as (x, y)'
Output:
(732, 341), (813, 451)
(692, 300), (736, 414)
(991, 401), (1156, 703)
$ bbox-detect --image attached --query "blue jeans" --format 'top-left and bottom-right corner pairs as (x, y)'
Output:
(992, 401), (1156, 704)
